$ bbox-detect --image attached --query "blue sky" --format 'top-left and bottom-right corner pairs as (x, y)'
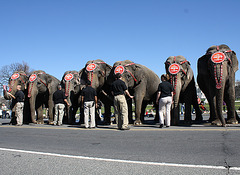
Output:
(1, 0), (240, 81)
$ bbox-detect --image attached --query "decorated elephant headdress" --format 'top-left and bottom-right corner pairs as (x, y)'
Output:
(84, 59), (111, 87)
(8, 71), (28, 93)
(165, 56), (192, 95)
(205, 44), (238, 89)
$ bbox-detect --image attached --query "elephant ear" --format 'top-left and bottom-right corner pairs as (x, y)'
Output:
(105, 64), (112, 78)
(231, 51), (239, 73)
(46, 74), (53, 89)
(197, 55), (209, 76)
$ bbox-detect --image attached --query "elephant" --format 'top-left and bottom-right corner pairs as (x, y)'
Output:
(3, 71), (31, 124)
(197, 44), (238, 126)
(108, 60), (160, 125)
(80, 59), (113, 124)
(27, 70), (60, 124)
(61, 70), (84, 124)
(165, 56), (203, 125)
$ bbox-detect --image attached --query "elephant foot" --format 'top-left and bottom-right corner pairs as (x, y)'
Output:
(32, 120), (37, 124)
(37, 120), (44, 124)
(211, 119), (223, 126)
(227, 118), (238, 124)
(134, 120), (142, 126)
(48, 121), (54, 125)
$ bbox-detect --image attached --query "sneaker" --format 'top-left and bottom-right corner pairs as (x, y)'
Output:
(122, 126), (130, 130)
(159, 124), (163, 128)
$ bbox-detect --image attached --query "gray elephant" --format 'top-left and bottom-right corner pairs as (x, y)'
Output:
(109, 60), (160, 125)
(61, 70), (84, 124)
(3, 71), (31, 124)
(28, 70), (60, 124)
(165, 56), (202, 125)
(81, 59), (113, 124)
(197, 44), (238, 126)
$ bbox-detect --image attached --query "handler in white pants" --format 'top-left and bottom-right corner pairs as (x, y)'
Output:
(81, 80), (98, 129)
(156, 74), (173, 128)
(53, 85), (69, 126)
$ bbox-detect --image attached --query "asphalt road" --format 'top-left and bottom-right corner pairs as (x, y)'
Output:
(1, 116), (240, 175)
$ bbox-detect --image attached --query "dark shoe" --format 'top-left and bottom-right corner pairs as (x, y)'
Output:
(159, 124), (163, 128)
(89, 127), (96, 129)
(166, 126), (170, 128)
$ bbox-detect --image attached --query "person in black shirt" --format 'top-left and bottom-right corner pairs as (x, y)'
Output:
(111, 73), (134, 130)
(8, 85), (25, 126)
(156, 74), (173, 128)
(53, 85), (69, 126)
(81, 80), (97, 129)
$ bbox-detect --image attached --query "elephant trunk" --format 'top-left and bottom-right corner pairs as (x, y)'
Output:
(64, 81), (71, 97)
(3, 89), (11, 100)
(216, 88), (226, 126)
(170, 75), (181, 125)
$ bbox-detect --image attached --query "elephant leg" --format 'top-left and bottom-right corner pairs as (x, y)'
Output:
(184, 103), (192, 124)
(141, 102), (148, 124)
(103, 103), (111, 125)
(36, 105), (44, 124)
(224, 80), (238, 124)
(171, 104), (179, 126)
(48, 98), (54, 125)
(128, 99), (133, 124)
(134, 95), (144, 125)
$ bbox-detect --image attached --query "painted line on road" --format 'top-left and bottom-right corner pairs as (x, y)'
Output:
(0, 147), (239, 171)
(1, 125), (240, 131)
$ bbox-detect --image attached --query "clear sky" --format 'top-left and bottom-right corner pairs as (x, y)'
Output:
(1, 0), (240, 81)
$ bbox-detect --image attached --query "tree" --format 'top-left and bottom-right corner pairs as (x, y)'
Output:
(0, 61), (33, 95)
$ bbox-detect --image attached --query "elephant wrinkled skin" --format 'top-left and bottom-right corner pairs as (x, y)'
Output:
(3, 71), (31, 124)
(109, 60), (160, 125)
(165, 56), (202, 125)
(81, 59), (113, 124)
(61, 70), (83, 124)
(28, 70), (60, 124)
(197, 44), (238, 126)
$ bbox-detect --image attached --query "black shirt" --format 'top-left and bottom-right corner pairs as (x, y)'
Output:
(111, 79), (127, 96)
(15, 90), (24, 102)
(81, 86), (97, 102)
(158, 81), (173, 98)
(53, 89), (67, 104)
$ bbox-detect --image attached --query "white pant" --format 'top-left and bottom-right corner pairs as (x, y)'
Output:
(158, 96), (172, 126)
(54, 104), (65, 125)
(84, 101), (95, 128)
(16, 102), (24, 125)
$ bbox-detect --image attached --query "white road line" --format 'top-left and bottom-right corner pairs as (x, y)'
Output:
(0, 147), (239, 171)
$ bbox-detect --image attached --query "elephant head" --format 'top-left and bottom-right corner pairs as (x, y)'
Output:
(28, 70), (60, 124)
(165, 56), (192, 106)
(111, 60), (142, 88)
(197, 44), (238, 126)
(82, 59), (112, 92)
(4, 71), (28, 100)
(205, 45), (238, 90)
(61, 71), (81, 99)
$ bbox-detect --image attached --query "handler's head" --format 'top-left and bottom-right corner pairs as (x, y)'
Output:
(115, 73), (122, 80)
(57, 84), (62, 90)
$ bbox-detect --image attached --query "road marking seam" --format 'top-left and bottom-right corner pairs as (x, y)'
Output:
(0, 147), (239, 170)
(1, 125), (240, 131)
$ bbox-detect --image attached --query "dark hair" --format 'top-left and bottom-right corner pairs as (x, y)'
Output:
(86, 80), (91, 85)
(161, 74), (169, 81)
(115, 73), (122, 79)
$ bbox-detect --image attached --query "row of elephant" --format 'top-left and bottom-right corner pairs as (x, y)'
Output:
(3, 44), (239, 126)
